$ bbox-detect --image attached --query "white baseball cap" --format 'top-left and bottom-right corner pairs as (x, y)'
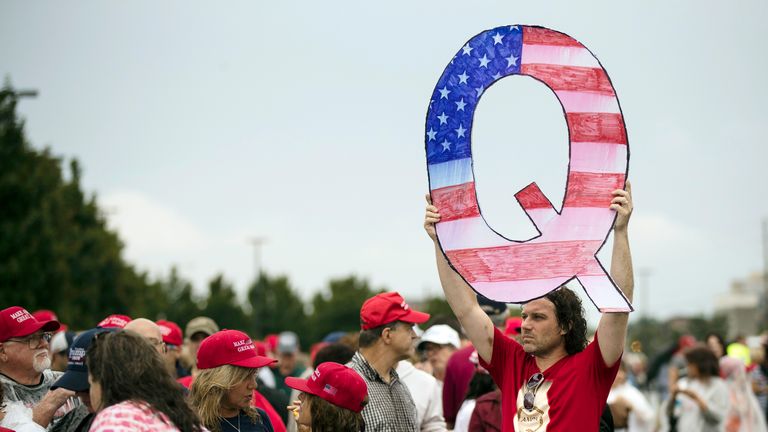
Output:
(417, 324), (460, 349)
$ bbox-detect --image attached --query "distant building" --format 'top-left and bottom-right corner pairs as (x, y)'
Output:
(714, 272), (765, 340)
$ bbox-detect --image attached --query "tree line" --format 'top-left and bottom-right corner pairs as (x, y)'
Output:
(0, 82), (459, 347)
(1, 81), (727, 356)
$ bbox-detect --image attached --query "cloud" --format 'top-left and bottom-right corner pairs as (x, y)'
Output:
(631, 212), (706, 253)
(101, 191), (209, 256)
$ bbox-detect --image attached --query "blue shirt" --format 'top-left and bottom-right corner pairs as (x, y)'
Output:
(219, 409), (274, 432)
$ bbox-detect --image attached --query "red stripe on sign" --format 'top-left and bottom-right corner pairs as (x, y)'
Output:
(432, 182), (480, 222)
(446, 240), (604, 282)
(515, 183), (554, 210)
(564, 172), (625, 208)
(521, 64), (615, 95)
(567, 113), (627, 144)
(523, 27), (582, 47)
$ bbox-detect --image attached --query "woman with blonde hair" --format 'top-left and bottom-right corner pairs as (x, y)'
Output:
(190, 330), (277, 432)
(286, 362), (368, 432)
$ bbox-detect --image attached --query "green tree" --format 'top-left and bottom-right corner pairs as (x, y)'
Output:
(627, 317), (671, 360)
(0, 82), (170, 329)
(201, 274), (248, 332)
(307, 275), (381, 345)
(247, 272), (307, 341)
(157, 267), (202, 326)
(421, 296), (454, 322)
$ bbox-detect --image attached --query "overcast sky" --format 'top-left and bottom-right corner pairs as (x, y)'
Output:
(2, 1), (766, 322)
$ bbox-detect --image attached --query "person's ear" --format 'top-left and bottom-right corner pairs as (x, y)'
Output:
(381, 327), (394, 344)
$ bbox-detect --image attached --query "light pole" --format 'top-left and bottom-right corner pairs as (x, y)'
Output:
(248, 237), (267, 337)
(13, 89), (39, 98)
(248, 237), (267, 279)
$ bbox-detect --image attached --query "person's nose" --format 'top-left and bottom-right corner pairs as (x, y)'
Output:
(521, 318), (533, 332)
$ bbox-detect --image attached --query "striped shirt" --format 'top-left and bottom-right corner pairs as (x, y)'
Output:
(348, 352), (418, 432)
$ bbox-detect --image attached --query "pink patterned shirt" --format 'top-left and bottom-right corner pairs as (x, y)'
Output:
(89, 401), (188, 432)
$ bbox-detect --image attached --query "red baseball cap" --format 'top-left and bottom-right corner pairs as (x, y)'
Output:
(0, 306), (60, 342)
(197, 330), (277, 370)
(32, 310), (68, 333)
(285, 362), (368, 413)
(97, 314), (132, 329)
(360, 292), (430, 330)
(157, 320), (183, 346)
(253, 341), (270, 358)
(264, 334), (279, 353)
(504, 317), (523, 336)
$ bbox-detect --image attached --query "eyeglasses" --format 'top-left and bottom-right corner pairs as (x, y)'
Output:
(147, 338), (167, 354)
(6, 332), (53, 350)
(523, 372), (544, 411)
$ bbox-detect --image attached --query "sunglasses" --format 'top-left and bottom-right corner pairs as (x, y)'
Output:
(5, 332), (53, 350)
(523, 372), (544, 411)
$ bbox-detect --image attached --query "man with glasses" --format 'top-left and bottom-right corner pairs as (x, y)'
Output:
(156, 320), (188, 379)
(123, 318), (166, 354)
(349, 292), (431, 432)
(424, 183), (635, 431)
(0, 306), (76, 429)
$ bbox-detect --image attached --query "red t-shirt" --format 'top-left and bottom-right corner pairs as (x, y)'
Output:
(480, 327), (620, 431)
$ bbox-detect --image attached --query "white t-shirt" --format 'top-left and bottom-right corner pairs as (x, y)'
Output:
(396, 361), (447, 432)
(1, 402), (47, 432)
(453, 399), (476, 432)
(607, 382), (655, 432)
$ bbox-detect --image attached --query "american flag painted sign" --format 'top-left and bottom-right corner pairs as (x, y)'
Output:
(425, 25), (632, 312)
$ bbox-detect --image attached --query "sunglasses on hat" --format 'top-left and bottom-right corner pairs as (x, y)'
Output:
(523, 372), (544, 411)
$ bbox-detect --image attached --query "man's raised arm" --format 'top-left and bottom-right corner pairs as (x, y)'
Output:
(424, 194), (495, 363)
(596, 181), (635, 367)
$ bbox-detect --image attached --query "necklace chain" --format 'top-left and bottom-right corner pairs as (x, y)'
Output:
(222, 413), (240, 432)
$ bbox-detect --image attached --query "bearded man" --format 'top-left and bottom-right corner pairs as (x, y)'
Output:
(0, 306), (74, 428)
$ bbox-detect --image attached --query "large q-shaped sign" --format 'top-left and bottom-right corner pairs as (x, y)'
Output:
(425, 25), (632, 312)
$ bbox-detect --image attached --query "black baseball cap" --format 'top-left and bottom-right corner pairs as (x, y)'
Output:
(51, 327), (116, 392)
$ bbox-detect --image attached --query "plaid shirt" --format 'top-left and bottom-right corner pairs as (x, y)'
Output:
(348, 352), (418, 432)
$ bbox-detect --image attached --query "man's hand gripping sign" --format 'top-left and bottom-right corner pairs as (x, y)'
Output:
(425, 25), (632, 312)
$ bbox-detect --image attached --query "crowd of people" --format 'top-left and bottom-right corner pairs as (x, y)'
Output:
(1, 183), (767, 431)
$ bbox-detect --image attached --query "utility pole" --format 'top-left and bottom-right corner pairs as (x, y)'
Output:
(248, 237), (267, 279)
(12, 89), (39, 98)
(248, 237), (267, 337)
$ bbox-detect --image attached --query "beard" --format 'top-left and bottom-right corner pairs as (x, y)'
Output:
(32, 349), (52, 373)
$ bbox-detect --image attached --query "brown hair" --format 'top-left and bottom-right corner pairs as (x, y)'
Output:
(86, 331), (204, 432)
(684, 345), (720, 378)
(189, 364), (261, 432)
(358, 321), (402, 348)
(306, 393), (366, 432)
(544, 287), (588, 355)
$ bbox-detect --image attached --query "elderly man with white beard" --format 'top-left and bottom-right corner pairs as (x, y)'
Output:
(0, 307), (75, 429)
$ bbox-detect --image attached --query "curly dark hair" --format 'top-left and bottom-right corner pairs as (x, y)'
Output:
(306, 393), (367, 432)
(544, 287), (587, 355)
(86, 331), (205, 432)
(684, 345), (720, 378)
